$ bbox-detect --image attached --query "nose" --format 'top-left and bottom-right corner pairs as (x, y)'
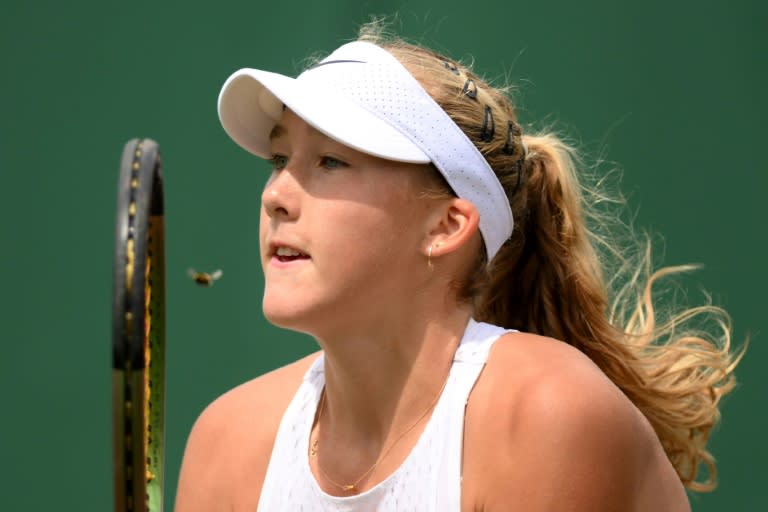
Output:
(262, 168), (301, 221)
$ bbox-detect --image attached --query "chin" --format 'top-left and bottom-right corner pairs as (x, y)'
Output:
(261, 294), (322, 335)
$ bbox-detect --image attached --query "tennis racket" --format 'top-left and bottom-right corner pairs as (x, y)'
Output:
(112, 138), (166, 512)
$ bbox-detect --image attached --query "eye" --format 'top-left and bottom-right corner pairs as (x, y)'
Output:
(320, 156), (348, 170)
(270, 154), (289, 171)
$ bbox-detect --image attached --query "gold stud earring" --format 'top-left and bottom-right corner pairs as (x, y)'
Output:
(428, 242), (443, 270)
(428, 244), (434, 270)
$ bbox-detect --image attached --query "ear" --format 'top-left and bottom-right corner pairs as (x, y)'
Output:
(423, 198), (480, 259)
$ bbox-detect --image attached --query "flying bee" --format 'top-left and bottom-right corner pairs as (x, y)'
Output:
(188, 268), (223, 287)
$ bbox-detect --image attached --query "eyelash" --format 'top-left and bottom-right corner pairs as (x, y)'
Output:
(268, 154), (348, 171)
(270, 154), (289, 170)
(320, 156), (348, 169)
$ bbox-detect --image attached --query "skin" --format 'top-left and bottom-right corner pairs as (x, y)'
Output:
(174, 111), (691, 511)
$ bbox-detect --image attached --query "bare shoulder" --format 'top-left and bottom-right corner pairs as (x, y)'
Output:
(463, 332), (690, 512)
(174, 351), (321, 512)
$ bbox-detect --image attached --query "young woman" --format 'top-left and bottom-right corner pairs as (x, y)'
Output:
(175, 24), (741, 511)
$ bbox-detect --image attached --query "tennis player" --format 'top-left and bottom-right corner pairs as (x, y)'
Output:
(175, 23), (740, 511)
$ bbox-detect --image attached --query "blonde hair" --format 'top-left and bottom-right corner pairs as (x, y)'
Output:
(357, 21), (744, 492)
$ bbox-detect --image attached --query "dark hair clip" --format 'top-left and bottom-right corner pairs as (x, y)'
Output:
(462, 79), (478, 99)
(503, 121), (523, 155)
(503, 121), (515, 155)
(443, 60), (460, 75)
(481, 106), (495, 142)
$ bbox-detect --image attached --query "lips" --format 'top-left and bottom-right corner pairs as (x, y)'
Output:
(269, 242), (310, 263)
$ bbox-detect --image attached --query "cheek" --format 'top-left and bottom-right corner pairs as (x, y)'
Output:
(258, 209), (267, 256)
(316, 200), (421, 270)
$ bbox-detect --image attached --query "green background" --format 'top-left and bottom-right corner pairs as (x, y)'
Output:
(1, 0), (765, 509)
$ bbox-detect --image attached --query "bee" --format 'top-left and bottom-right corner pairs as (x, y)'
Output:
(188, 268), (223, 287)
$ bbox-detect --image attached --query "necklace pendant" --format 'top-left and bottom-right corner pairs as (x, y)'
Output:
(342, 484), (356, 492)
(310, 439), (318, 457)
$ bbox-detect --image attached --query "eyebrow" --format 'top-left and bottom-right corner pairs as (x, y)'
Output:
(269, 123), (286, 140)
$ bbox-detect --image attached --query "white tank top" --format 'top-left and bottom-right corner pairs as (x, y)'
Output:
(257, 319), (510, 511)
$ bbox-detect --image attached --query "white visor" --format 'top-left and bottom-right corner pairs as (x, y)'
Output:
(218, 41), (513, 260)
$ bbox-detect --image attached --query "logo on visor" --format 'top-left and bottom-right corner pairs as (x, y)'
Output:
(306, 59), (366, 71)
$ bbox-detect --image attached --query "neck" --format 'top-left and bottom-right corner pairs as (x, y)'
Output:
(313, 303), (472, 449)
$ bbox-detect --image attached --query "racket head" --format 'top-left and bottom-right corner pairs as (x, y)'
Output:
(112, 138), (166, 512)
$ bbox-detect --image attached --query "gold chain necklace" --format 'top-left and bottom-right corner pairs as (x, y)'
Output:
(310, 378), (449, 493)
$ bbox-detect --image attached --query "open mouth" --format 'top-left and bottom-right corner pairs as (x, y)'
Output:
(274, 246), (310, 263)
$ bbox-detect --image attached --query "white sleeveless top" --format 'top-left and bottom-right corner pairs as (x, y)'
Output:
(257, 319), (511, 511)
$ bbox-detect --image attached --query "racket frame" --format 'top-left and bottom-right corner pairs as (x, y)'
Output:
(112, 138), (166, 512)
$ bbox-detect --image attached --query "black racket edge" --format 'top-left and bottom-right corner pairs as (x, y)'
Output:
(113, 138), (163, 369)
(112, 138), (166, 512)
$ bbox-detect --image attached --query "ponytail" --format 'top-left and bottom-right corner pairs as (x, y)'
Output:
(477, 133), (741, 491)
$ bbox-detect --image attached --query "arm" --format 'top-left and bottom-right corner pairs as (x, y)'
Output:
(174, 402), (231, 512)
(174, 352), (319, 511)
(472, 337), (691, 511)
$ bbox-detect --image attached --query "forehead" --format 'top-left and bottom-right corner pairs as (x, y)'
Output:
(267, 110), (380, 160)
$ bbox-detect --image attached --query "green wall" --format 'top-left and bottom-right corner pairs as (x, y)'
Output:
(1, 0), (765, 509)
